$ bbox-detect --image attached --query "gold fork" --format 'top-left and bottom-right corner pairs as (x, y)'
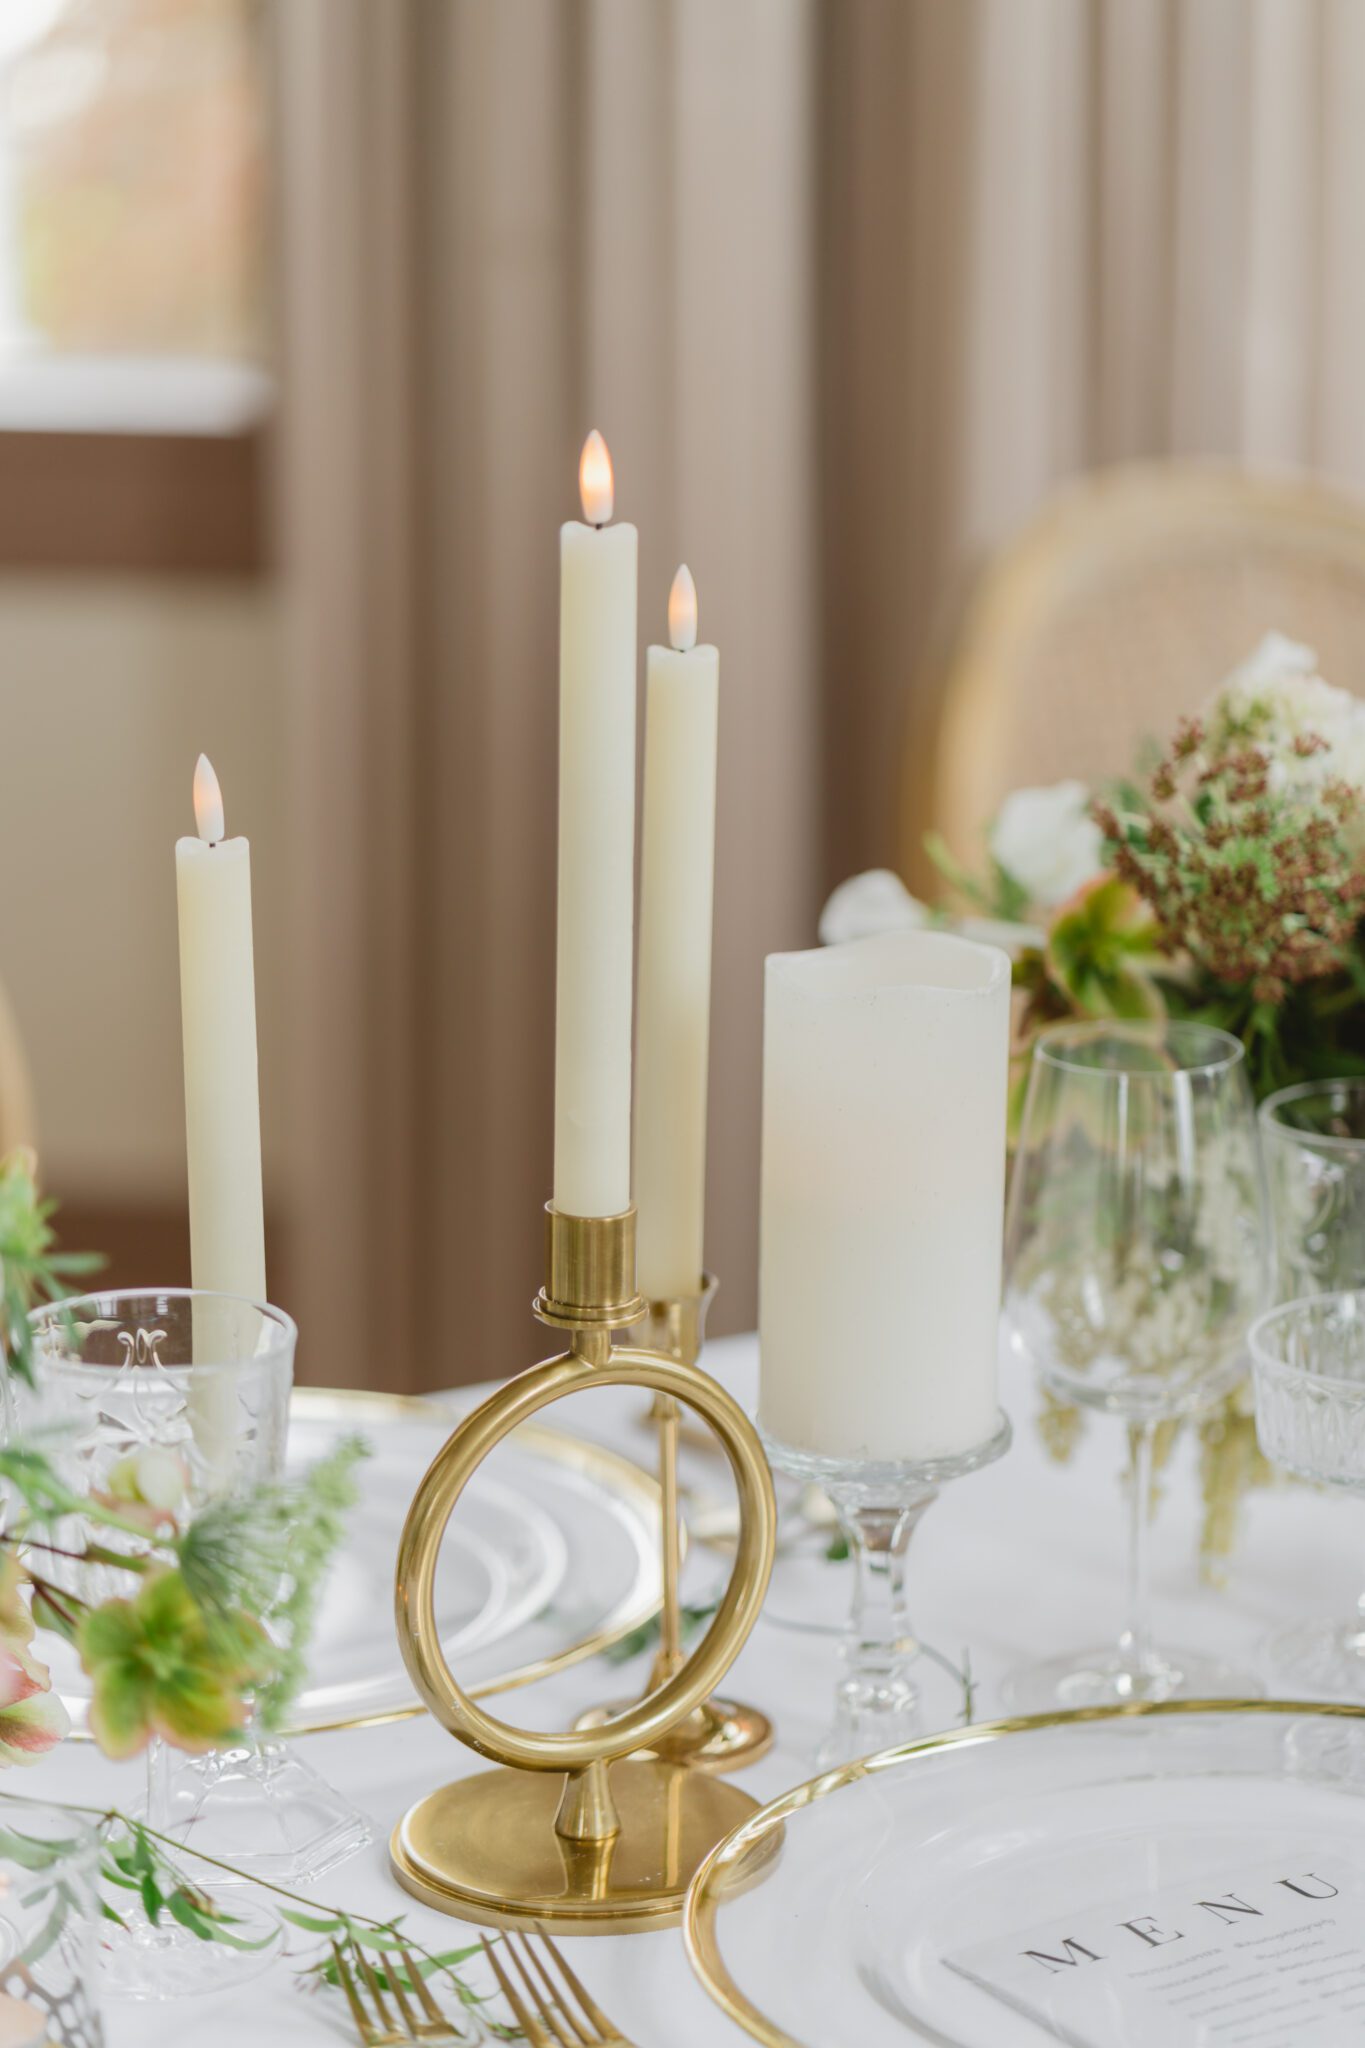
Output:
(480, 1929), (638, 2048)
(331, 1937), (469, 2045)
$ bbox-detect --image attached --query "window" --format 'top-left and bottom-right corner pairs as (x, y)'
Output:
(0, 0), (272, 572)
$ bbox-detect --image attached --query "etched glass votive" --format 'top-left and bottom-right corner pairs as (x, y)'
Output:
(0, 1800), (104, 2047)
(22, 1290), (369, 1997)
(1251, 1289), (1365, 1702)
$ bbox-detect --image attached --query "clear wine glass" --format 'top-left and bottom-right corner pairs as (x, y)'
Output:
(1261, 1078), (1365, 1300)
(1002, 1022), (1268, 1711)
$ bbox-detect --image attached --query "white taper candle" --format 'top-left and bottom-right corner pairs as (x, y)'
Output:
(635, 566), (719, 1300)
(175, 754), (266, 1302)
(554, 431), (639, 1218)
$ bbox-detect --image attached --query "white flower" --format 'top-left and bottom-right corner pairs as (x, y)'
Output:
(819, 868), (1042, 955)
(1214, 634), (1365, 820)
(989, 781), (1103, 908)
(818, 870), (929, 945)
(1223, 630), (1317, 694)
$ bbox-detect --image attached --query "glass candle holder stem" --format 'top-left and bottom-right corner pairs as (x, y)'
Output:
(146, 1734), (173, 1833)
(828, 1488), (936, 1757)
(764, 1414), (1011, 1770)
(1119, 1420), (1158, 1687)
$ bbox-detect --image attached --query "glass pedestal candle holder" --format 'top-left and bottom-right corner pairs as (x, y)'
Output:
(761, 1415), (1011, 1767)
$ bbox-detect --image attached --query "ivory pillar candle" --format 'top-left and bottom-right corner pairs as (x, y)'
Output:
(759, 929), (1011, 1463)
(175, 754), (266, 1303)
(554, 430), (639, 1219)
(635, 566), (719, 1301)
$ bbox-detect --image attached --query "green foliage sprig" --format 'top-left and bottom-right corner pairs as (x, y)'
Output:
(175, 1435), (368, 1729)
(0, 1433), (369, 1756)
(0, 1791), (513, 2038)
(0, 1152), (102, 1386)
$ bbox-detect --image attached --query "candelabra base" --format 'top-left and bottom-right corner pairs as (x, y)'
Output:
(390, 1759), (765, 1934)
(573, 1692), (774, 1769)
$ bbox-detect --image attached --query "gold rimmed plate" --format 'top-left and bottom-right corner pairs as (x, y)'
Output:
(685, 1699), (1365, 2046)
(55, 1385), (664, 1737)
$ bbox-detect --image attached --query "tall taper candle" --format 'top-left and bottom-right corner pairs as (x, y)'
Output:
(635, 566), (719, 1299)
(759, 930), (1011, 1463)
(554, 430), (639, 1218)
(175, 754), (266, 1301)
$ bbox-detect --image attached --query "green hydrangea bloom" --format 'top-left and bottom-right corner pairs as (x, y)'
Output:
(78, 1569), (270, 1760)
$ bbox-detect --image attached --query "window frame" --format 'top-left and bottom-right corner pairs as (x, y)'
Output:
(0, 423), (266, 575)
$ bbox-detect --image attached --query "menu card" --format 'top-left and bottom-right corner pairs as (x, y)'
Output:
(944, 1855), (1365, 2046)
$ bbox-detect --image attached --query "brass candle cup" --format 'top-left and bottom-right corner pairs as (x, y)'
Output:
(575, 1277), (774, 1769)
(390, 1207), (779, 1934)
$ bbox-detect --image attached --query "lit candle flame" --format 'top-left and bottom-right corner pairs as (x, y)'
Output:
(193, 754), (225, 844)
(668, 564), (698, 653)
(579, 429), (614, 525)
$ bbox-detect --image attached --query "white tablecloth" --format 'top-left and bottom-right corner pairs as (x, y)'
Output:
(44, 1334), (1363, 2045)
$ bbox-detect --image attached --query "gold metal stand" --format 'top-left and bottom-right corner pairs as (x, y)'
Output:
(574, 1280), (774, 1769)
(390, 1206), (779, 1934)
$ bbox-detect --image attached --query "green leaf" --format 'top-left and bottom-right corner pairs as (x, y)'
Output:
(0, 1827), (80, 1870)
(189, 1916), (280, 1955)
(166, 1890), (220, 1943)
(21, 1892), (71, 1968)
(279, 1907), (347, 1936)
(923, 830), (1011, 916)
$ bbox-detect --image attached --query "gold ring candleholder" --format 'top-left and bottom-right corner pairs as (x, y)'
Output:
(390, 1205), (779, 1935)
(574, 1278), (774, 1769)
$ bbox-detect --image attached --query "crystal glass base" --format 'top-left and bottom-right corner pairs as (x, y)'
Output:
(150, 1738), (373, 1885)
(1284, 1713), (1365, 1785)
(762, 1415), (1012, 1766)
(817, 1678), (920, 1772)
(99, 1894), (278, 2000)
(1002, 1642), (1262, 1714)
(1264, 1617), (1365, 1702)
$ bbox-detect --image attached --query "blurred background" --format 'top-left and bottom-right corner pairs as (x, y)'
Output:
(0, 0), (1362, 1389)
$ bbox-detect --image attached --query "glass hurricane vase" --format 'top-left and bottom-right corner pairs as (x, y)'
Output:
(1002, 1022), (1268, 1713)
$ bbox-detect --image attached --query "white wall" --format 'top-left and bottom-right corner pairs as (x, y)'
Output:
(0, 577), (288, 1206)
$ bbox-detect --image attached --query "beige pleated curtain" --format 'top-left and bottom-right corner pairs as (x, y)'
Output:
(275, 0), (1365, 1390)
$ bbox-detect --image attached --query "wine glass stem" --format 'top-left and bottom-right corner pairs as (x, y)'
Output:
(1119, 1421), (1157, 1680)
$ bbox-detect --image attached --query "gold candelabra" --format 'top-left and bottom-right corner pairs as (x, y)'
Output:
(390, 1204), (778, 1934)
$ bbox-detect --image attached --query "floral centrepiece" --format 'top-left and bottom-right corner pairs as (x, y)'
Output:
(828, 634), (1365, 1568)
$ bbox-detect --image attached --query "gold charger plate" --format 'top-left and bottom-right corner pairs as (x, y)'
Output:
(57, 1384), (665, 1738)
(685, 1698), (1365, 2046)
